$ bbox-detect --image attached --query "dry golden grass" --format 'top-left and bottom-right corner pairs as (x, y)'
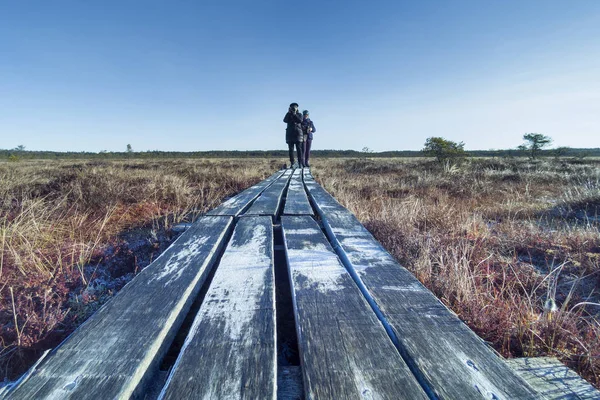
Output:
(312, 157), (600, 388)
(0, 158), (284, 379)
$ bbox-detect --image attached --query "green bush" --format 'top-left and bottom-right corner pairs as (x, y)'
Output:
(422, 137), (467, 163)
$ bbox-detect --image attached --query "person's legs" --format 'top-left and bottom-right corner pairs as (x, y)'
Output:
(305, 139), (312, 166)
(303, 135), (308, 164)
(288, 143), (295, 166)
(296, 142), (304, 167)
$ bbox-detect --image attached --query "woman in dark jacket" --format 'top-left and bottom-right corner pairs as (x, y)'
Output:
(301, 110), (316, 168)
(283, 103), (304, 167)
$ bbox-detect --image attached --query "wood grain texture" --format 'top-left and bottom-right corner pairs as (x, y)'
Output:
(506, 357), (600, 400)
(283, 169), (314, 216)
(244, 169), (292, 217)
(6, 217), (233, 400)
(158, 216), (276, 400)
(302, 171), (348, 215)
(303, 172), (542, 400)
(281, 216), (428, 400)
(207, 170), (285, 216)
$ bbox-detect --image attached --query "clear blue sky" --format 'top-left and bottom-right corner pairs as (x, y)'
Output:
(1, 1), (599, 152)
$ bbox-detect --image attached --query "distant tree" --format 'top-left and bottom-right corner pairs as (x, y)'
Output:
(519, 133), (552, 159)
(13, 145), (26, 152)
(422, 137), (467, 163)
(553, 146), (570, 159)
(126, 144), (133, 153)
(516, 144), (528, 155)
(361, 146), (374, 159)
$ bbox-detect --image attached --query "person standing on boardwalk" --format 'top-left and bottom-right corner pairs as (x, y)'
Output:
(301, 110), (316, 168)
(284, 102), (304, 167)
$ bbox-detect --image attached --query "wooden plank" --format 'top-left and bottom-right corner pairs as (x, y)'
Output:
(506, 357), (600, 400)
(303, 171), (347, 214)
(303, 179), (542, 399)
(281, 216), (428, 400)
(158, 216), (276, 400)
(6, 217), (234, 400)
(207, 170), (285, 216)
(244, 169), (292, 217)
(283, 169), (314, 216)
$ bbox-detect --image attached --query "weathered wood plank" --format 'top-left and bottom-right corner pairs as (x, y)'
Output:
(506, 357), (600, 400)
(283, 169), (314, 216)
(6, 217), (234, 400)
(244, 169), (292, 217)
(207, 170), (285, 216)
(303, 176), (541, 399)
(303, 171), (347, 215)
(158, 216), (276, 400)
(281, 216), (428, 400)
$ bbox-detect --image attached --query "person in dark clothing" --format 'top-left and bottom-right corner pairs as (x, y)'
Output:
(284, 102), (304, 167)
(301, 110), (316, 168)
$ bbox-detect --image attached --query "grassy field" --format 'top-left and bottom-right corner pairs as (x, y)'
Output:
(1, 157), (599, 388)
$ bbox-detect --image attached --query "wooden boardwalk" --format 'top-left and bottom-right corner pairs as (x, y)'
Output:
(4, 167), (598, 400)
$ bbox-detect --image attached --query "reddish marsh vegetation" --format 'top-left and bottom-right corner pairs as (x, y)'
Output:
(0, 158), (281, 381)
(313, 157), (600, 388)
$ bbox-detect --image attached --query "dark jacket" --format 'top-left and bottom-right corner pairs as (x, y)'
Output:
(284, 111), (304, 144)
(302, 117), (316, 140)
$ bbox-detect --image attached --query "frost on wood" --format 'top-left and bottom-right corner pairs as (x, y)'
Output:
(506, 357), (600, 399)
(244, 169), (292, 217)
(151, 235), (210, 286)
(283, 169), (314, 216)
(207, 170), (284, 216)
(158, 216), (276, 400)
(281, 215), (428, 400)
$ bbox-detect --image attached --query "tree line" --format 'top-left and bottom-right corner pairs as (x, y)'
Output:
(423, 133), (596, 162)
(2, 136), (599, 161)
